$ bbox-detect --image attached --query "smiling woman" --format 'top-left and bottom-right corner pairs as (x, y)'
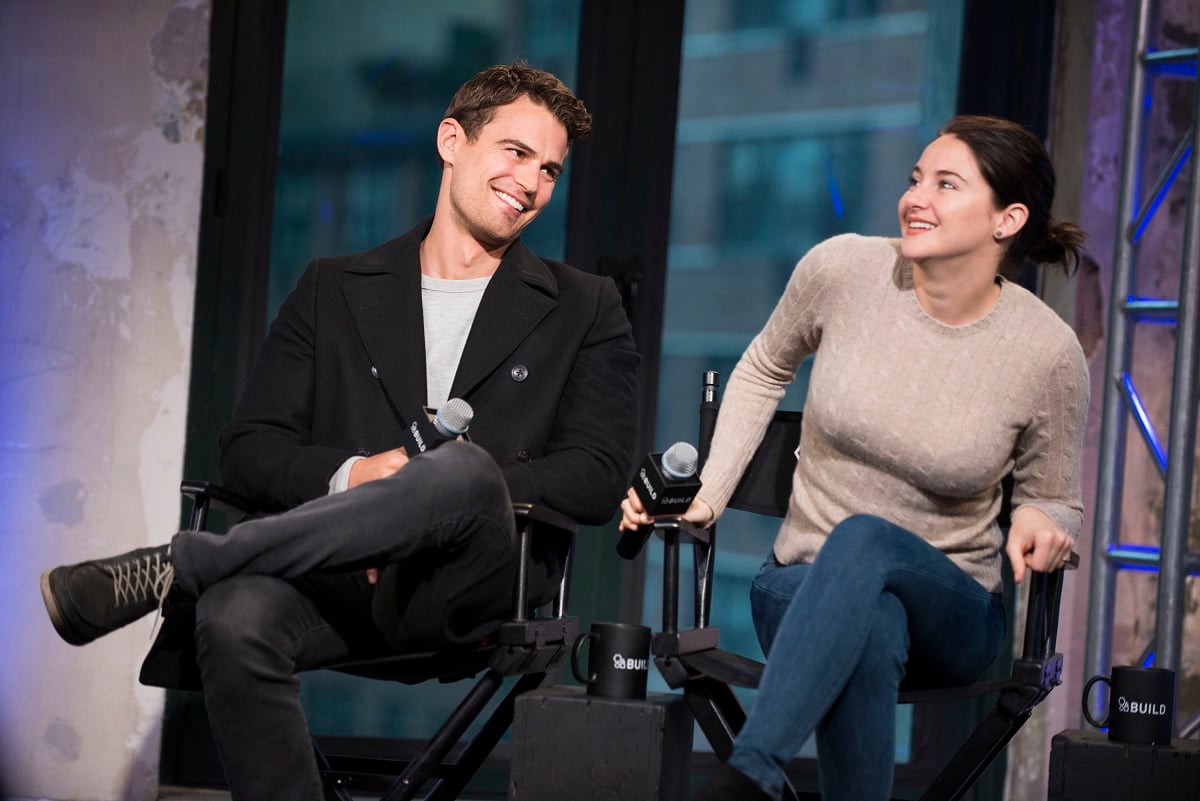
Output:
(898, 116), (1085, 327)
(667, 114), (1089, 801)
(645, 2), (972, 785)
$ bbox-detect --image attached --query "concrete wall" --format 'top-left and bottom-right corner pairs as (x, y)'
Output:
(0, 1), (209, 798)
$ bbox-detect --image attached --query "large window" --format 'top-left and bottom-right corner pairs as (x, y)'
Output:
(644, 0), (963, 766)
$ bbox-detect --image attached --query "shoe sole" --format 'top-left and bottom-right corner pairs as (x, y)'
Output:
(40, 568), (89, 646)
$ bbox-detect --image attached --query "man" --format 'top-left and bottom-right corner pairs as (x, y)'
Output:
(40, 62), (638, 801)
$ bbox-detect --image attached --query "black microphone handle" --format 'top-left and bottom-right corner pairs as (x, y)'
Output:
(698, 371), (719, 469)
(616, 525), (654, 560)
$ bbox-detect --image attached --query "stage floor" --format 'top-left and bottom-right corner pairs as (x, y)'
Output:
(158, 787), (506, 800)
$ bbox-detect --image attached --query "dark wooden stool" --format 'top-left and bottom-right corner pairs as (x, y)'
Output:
(508, 685), (694, 800)
(1048, 728), (1200, 800)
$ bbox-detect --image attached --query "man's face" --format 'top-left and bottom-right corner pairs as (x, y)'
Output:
(439, 95), (570, 251)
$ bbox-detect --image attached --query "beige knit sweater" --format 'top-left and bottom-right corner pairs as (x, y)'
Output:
(696, 234), (1089, 593)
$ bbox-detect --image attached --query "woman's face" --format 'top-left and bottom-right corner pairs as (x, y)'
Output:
(897, 134), (1008, 269)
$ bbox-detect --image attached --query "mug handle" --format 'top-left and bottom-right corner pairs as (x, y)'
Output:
(1082, 674), (1111, 728)
(571, 632), (598, 685)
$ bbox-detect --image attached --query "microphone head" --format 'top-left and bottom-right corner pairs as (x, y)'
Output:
(434, 398), (474, 437)
(661, 441), (698, 480)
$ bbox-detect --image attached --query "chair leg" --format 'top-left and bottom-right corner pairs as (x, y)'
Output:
(917, 687), (1039, 801)
(378, 669), (507, 801)
(314, 740), (358, 801)
(686, 678), (803, 801)
(685, 677), (746, 761)
(421, 671), (547, 801)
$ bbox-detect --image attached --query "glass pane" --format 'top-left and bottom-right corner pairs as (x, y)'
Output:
(269, 0), (581, 742)
(647, 0), (963, 764)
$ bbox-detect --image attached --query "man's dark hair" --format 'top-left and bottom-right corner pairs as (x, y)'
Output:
(445, 61), (592, 145)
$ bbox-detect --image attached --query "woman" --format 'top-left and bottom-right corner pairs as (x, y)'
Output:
(619, 115), (1088, 801)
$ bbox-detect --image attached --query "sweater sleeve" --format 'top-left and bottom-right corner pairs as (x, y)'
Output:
(697, 235), (848, 516)
(1009, 335), (1090, 538)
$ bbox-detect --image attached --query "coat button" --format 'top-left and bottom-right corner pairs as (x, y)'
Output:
(510, 364), (528, 382)
(370, 365), (380, 379)
(517, 449), (532, 462)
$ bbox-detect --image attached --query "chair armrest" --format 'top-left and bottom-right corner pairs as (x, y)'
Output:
(1017, 549), (1078, 663)
(179, 480), (258, 530)
(510, 503), (579, 621)
(652, 516), (711, 545)
(511, 502), (578, 536)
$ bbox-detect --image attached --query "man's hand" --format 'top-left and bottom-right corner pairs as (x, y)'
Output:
(348, 447), (410, 490)
(618, 487), (714, 532)
(348, 447), (410, 584)
(1005, 506), (1074, 584)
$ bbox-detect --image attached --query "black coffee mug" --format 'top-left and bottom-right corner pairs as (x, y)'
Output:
(570, 621), (651, 700)
(1082, 665), (1175, 745)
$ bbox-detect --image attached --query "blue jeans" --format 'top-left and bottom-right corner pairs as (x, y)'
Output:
(729, 514), (1006, 801)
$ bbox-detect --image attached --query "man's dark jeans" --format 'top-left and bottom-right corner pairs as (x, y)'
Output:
(172, 442), (516, 801)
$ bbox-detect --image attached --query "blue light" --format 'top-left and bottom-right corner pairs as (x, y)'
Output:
(1121, 373), (1168, 474)
(1133, 144), (1191, 242)
(824, 155), (844, 220)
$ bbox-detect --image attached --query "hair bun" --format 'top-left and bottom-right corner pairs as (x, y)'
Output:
(1028, 221), (1086, 275)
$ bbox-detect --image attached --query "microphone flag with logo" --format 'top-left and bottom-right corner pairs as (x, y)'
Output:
(633, 441), (701, 515)
(617, 442), (702, 560)
(401, 398), (473, 454)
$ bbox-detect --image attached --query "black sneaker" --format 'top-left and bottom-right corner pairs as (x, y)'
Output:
(695, 763), (775, 801)
(40, 544), (175, 645)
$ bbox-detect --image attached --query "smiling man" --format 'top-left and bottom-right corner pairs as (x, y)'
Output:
(39, 62), (639, 801)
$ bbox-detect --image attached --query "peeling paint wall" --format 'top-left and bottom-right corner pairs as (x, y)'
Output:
(0, 2), (209, 799)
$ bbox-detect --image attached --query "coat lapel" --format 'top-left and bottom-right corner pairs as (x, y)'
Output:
(450, 239), (558, 399)
(341, 223), (429, 419)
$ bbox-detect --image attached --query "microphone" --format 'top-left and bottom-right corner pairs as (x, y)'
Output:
(433, 398), (472, 439)
(402, 398), (473, 454)
(617, 442), (703, 559)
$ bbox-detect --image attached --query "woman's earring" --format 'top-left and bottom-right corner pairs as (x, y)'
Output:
(994, 230), (1004, 240)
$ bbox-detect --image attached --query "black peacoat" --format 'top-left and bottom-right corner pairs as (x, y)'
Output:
(139, 216), (638, 689)
(217, 215), (639, 523)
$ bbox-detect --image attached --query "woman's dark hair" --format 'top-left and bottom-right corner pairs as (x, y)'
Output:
(940, 115), (1085, 277)
(445, 60), (592, 145)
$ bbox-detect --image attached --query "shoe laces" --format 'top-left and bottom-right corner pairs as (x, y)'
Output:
(108, 549), (175, 615)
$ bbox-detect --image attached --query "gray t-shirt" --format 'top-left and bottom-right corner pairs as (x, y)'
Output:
(327, 272), (491, 494)
(421, 273), (491, 407)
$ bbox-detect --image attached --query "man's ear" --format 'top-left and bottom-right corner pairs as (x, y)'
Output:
(436, 118), (461, 164)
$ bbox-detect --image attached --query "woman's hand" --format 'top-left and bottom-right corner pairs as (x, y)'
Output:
(618, 488), (715, 532)
(1005, 506), (1074, 583)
